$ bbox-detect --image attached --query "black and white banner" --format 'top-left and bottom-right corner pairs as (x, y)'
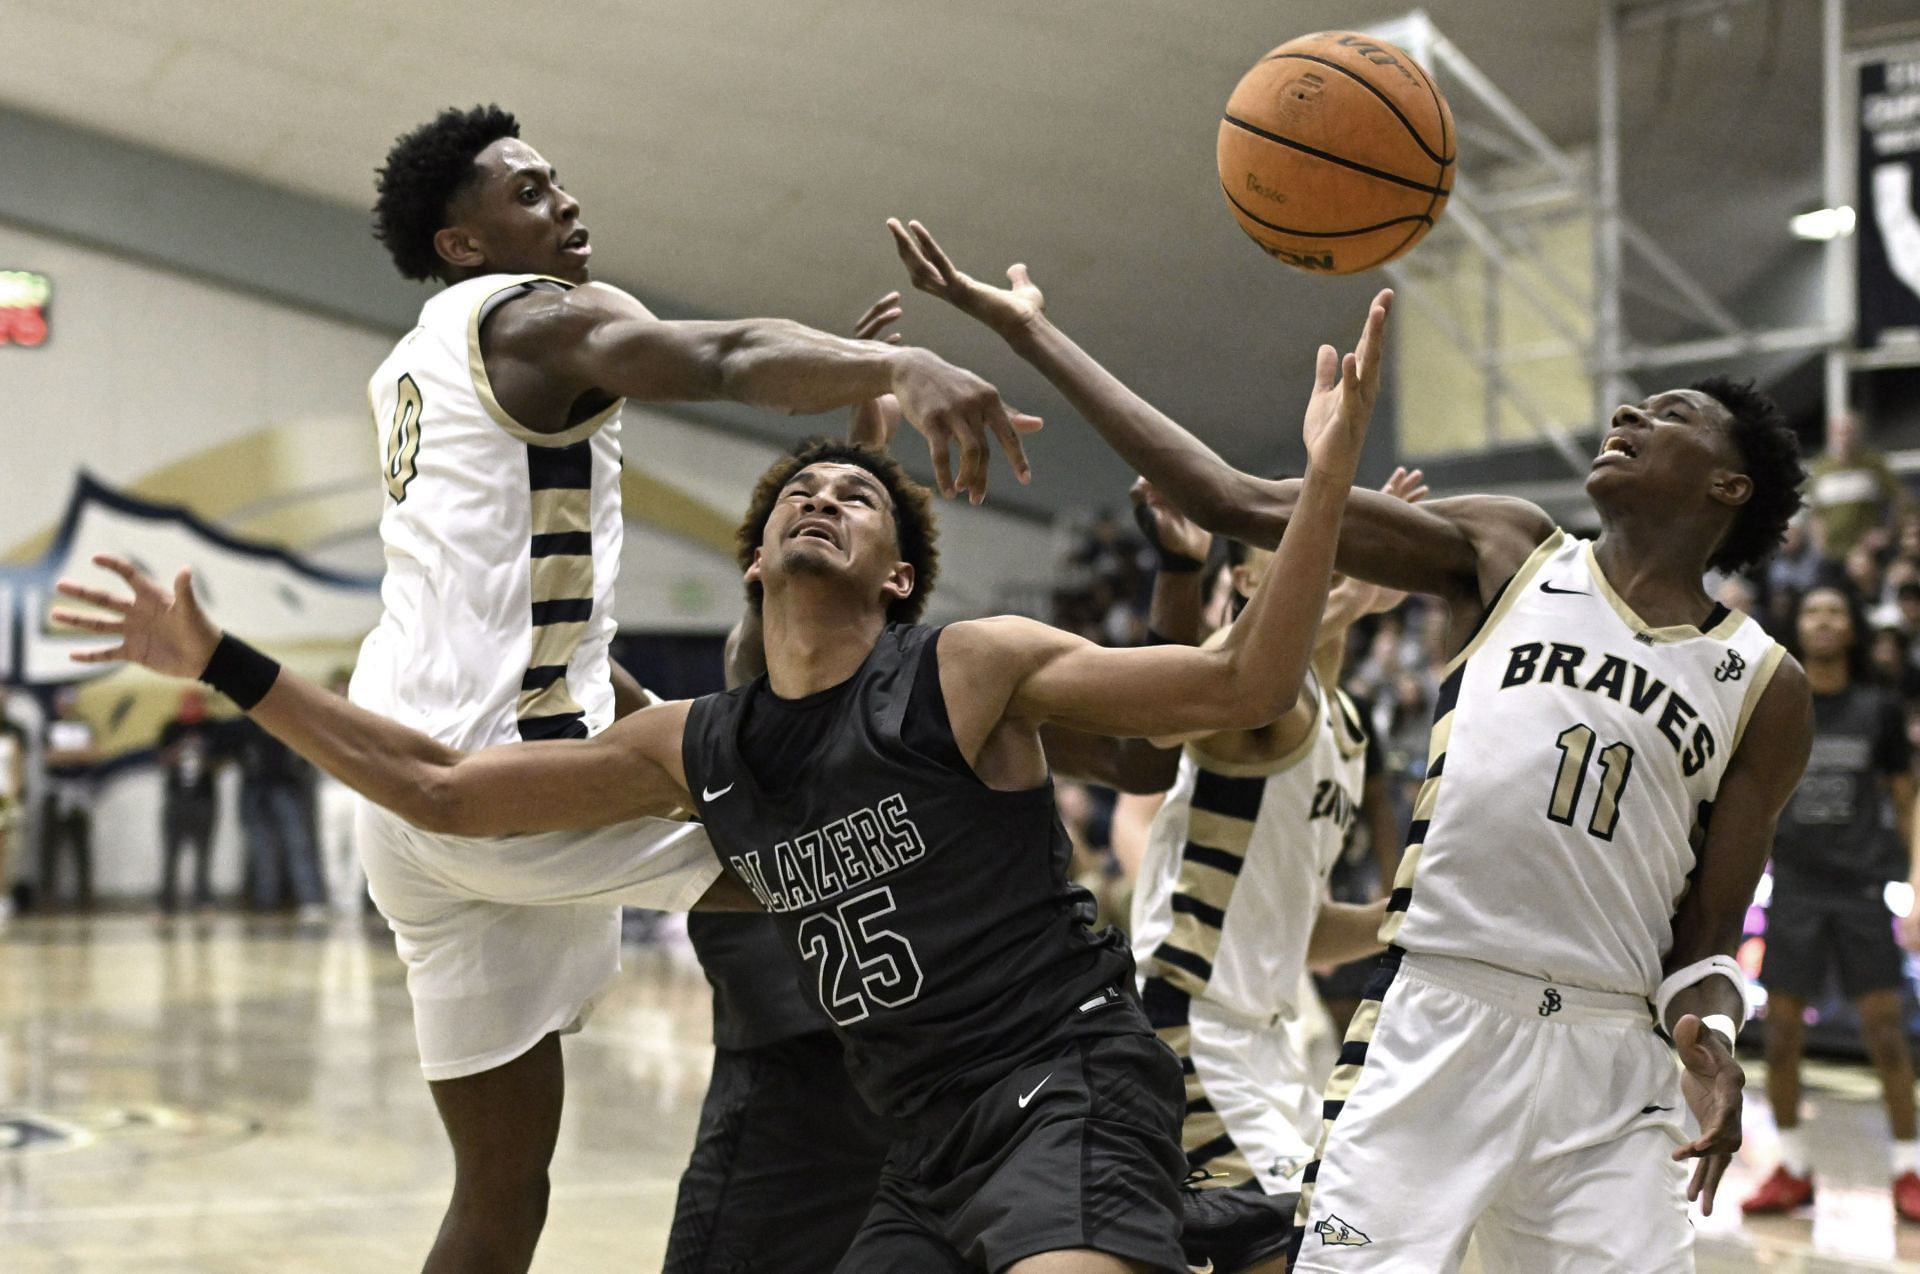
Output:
(1860, 51), (1920, 346)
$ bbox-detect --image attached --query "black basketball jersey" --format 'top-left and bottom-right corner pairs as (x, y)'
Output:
(682, 623), (1141, 1118)
(1772, 681), (1911, 893)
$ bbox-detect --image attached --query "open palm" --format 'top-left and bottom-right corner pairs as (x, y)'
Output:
(888, 218), (1045, 338)
(52, 554), (220, 678)
(1300, 290), (1392, 475)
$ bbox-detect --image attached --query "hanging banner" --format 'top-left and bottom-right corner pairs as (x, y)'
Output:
(1860, 51), (1920, 346)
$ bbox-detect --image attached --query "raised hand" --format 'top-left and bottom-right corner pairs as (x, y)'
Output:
(51, 554), (220, 678)
(888, 219), (1045, 339)
(849, 291), (906, 451)
(1301, 290), (1393, 478)
(1130, 478), (1211, 567)
(1670, 1014), (1744, 1215)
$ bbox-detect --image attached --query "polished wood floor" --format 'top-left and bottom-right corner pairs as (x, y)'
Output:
(1, 913), (1917, 1272)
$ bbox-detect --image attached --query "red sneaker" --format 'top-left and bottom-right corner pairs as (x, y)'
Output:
(1741, 1165), (1814, 1215)
(1895, 1171), (1920, 1222)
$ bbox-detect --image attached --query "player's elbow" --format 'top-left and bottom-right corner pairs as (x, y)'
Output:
(408, 765), (484, 837)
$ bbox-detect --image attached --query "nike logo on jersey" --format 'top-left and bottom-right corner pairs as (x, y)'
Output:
(1539, 580), (1589, 596)
(1640, 1103), (1675, 1114)
(702, 783), (735, 801)
(1018, 1074), (1052, 1108)
(1314, 1215), (1372, 1247)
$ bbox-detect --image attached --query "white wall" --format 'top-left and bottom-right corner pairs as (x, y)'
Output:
(0, 221), (394, 554)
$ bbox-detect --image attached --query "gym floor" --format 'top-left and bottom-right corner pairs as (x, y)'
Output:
(0, 914), (1914, 1272)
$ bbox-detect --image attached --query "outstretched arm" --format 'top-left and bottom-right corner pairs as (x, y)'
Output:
(53, 556), (693, 837)
(1662, 657), (1813, 1215)
(888, 219), (1554, 604)
(943, 290), (1385, 745)
(487, 282), (1039, 503)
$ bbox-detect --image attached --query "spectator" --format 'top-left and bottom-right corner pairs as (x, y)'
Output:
(157, 689), (221, 914)
(0, 692), (24, 927)
(1871, 627), (1920, 701)
(1746, 586), (1920, 1220)
(40, 686), (98, 912)
(233, 719), (326, 918)
(1809, 411), (1907, 560)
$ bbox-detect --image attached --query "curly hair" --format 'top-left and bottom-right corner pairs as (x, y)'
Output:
(1693, 374), (1805, 575)
(373, 105), (520, 281)
(736, 438), (939, 625)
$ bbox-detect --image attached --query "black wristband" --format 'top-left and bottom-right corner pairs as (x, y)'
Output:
(1154, 553), (1204, 574)
(201, 633), (281, 711)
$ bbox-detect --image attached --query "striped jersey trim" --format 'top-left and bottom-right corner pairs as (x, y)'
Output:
(1147, 760), (1267, 998)
(517, 440), (596, 741)
(1291, 946), (1404, 1258)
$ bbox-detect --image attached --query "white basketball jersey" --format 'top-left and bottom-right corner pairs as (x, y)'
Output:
(1133, 676), (1370, 1022)
(1382, 530), (1784, 996)
(352, 274), (629, 750)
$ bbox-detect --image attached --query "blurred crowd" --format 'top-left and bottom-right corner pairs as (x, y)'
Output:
(0, 671), (366, 928)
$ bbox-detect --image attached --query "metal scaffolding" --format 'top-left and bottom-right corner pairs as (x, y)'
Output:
(1369, 2), (1866, 472)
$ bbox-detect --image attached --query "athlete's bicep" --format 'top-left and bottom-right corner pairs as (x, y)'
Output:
(435, 700), (695, 836)
(1669, 659), (1813, 967)
(980, 619), (1278, 739)
(489, 285), (733, 406)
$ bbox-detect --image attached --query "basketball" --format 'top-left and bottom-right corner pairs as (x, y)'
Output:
(1217, 31), (1455, 275)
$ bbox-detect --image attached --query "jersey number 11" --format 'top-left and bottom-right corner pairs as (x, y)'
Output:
(1547, 724), (1636, 841)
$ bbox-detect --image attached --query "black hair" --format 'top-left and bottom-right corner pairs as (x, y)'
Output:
(736, 438), (940, 625)
(373, 105), (521, 281)
(1692, 375), (1805, 574)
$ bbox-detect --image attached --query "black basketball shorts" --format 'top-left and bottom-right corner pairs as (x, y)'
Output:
(666, 1030), (893, 1274)
(1763, 887), (1908, 1001)
(837, 1031), (1188, 1273)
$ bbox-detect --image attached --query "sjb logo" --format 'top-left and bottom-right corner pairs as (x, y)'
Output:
(1715, 649), (1746, 682)
(1539, 988), (1563, 1017)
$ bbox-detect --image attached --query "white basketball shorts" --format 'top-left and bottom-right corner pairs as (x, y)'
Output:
(356, 799), (722, 1081)
(1293, 949), (1691, 1273)
(1179, 993), (1322, 1195)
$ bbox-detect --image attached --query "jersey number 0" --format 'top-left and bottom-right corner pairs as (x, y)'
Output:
(384, 374), (423, 503)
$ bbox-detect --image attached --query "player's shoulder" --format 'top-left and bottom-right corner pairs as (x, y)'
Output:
(1735, 649), (1812, 765)
(480, 277), (650, 351)
(1425, 493), (1559, 595)
(943, 614), (1077, 658)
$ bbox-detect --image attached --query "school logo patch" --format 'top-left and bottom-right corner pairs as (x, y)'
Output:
(1315, 1214), (1372, 1247)
(1715, 649), (1746, 682)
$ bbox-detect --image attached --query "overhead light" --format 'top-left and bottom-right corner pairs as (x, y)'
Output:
(1790, 205), (1856, 240)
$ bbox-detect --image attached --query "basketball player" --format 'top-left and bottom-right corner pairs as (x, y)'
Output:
(355, 104), (1042, 1271)
(57, 282), (1386, 1273)
(1137, 476), (1418, 1274)
(1742, 585), (1920, 1221)
(888, 218), (1811, 1270)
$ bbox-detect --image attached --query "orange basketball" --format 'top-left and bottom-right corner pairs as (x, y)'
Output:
(1217, 31), (1455, 275)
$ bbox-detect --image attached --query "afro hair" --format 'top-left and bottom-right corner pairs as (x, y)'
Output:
(1692, 375), (1805, 575)
(373, 105), (520, 281)
(736, 438), (940, 625)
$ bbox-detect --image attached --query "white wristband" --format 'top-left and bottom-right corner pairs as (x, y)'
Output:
(1701, 1013), (1738, 1051)
(1653, 955), (1749, 1031)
